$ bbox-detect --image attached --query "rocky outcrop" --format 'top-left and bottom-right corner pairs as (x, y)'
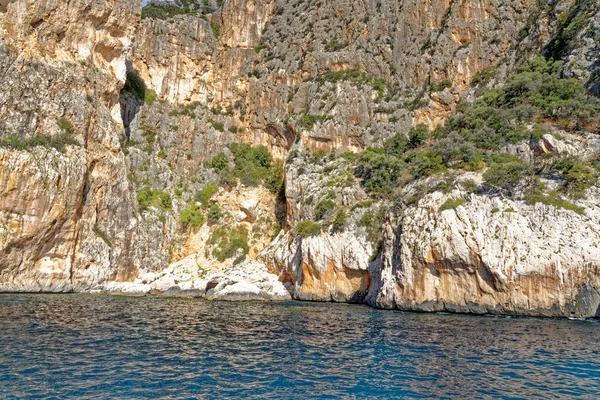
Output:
(366, 191), (600, 318)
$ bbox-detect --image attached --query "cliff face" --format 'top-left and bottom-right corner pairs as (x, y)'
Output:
(1, 0), (600, 317)
(0, 0), (165, 291)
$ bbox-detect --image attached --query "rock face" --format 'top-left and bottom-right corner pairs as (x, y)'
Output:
(366, 192), (600, 318)
(0, 0), (160, 292)
(1, 0), (600, 318)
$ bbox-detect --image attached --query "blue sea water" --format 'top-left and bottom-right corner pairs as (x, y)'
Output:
(0, 295), (599, 399)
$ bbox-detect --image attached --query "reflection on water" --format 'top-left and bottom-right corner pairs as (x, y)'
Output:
(0, 294), (599, 399)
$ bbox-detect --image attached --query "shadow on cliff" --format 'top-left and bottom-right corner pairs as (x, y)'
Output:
(586, 61), (600, 101)
(119, 62), (145, 137)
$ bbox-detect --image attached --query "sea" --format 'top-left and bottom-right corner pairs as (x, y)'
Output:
(1, 294), (599, 399)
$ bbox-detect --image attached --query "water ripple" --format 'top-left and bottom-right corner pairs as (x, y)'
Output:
(0, 295), (599, 399)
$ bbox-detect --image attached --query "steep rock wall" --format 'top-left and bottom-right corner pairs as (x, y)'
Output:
(0, 0), (169, 291)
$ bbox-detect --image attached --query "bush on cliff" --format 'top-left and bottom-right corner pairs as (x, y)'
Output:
(208, 144), (283, 194)
(296, 221), (322, 237)
(180, 204), (205, 228)
(0, 134), (79, 153)
(137, 187), (172, 211)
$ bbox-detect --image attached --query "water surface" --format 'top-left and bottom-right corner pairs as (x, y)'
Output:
(1, 294), (599, 398)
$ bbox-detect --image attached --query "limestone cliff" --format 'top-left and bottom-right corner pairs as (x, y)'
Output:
(1, 0), (599, 318)
(0, 0), (159, 291)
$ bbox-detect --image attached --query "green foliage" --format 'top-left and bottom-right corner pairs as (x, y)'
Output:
(180, 204), (205, 228)
(0, 134), (79, 153)
(210, 22), (220, 38)
(296, 221), (322, 237)
(356, 148), (405, 195)
(483, 159), (530, 195)
(205, 144), (282, 192)
(211, 121), (225, 131)
(385, 133), (408, 157)
(553, 157), (597, 198)
(332, 209), (348, 231)
(408, 124), (431, 149)
(230, 143), (276, 188)
(142, 4), (187, 19)
(544, 1), (591, 60)
(57, 118), (74, 135)
(439, 198), (466, 212)
(356, 145), (446, 197)
(144, 89), (157, 106)
(169, 102), (201, 118)
(209, 152), (229, 174)
(524, 183), (584, 215)
(196, 184), (219, 205)
(300, 114), (331, 131)
(122, 70), (146, 101)
(141, 0), (218, 19)
(430, 80), (452, 92)
(209, 226), (249, 262)
(475, 57), (600, 127)
(137, 187), (172, 211)
(207, 203), (222, 223)
(315, 199), (335, 220)
(264, 160), (285, 195)
(470, 65), (497, 87)
(312, 68), (393, 97)
(358, 211), (378, 241)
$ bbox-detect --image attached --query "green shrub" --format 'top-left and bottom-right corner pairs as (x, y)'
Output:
(483, 160), (530, 195)
(358, 209), (385, 243)
(144, 89), (157, 105)
(137, 187), (172, 211)
(300, 114), (330, 130)
(439, 198), (466, 212)
(315, 199), (336, 220)
(180, 204), (205, 228)
(141, 0), (218, 19)
(207, 203), (222, 223)
(356, 148), (406, 196)
(431, 80), (452, 92)
(524, 187), (584, 215)
(332, 210), (348, 231)
(209, 226), (249, 262)
(0, 134), (79, 153)
(225, 143), (280, 188)
(408, 124), (430, 149)
(211, 121), (225, 132)
(57, 118), (74, 135)
(169, 102), (201, 118)
(264, 160), (284, 195)
(312, 68), (394, 96)
(209, 152), (230, 174)
(196, 185), (219, 205)
(296, 221), (322, 237)
(210, 22), (220, 38)
(385, 133), (408, 157)
(563, 162), (596, 199)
